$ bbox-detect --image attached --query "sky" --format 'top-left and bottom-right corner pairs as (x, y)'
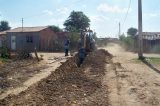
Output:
(0, 0), (160, 38)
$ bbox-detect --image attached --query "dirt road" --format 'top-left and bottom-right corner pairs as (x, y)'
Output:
(1, 44), (160, 106)
(104, 43), (160, 106)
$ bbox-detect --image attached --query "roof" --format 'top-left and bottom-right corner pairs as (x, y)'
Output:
(7, 26), (48, 33)
(0, 30), (8, 36)
(142, 32), (160, 40)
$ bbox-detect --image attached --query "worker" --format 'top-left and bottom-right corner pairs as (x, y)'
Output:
(77, 47), (86, 67)
(64, 39), (70, 56)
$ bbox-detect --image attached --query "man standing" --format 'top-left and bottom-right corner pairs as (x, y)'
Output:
(64, 39), (70, 56)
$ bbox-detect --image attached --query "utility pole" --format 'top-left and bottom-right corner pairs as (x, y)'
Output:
(22, 18), (24, 32)
(138, 0), (143, 59)
(118, 22), (121, 38)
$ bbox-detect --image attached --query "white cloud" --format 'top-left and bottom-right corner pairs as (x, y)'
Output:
(90, 15), (110, 22)
(97, 3), (132, 13)
(56, 7), (69, 15)
(43, 10), (53, 16)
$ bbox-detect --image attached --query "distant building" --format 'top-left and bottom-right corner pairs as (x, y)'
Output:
(6, 26), (57, 51)
(135, 32), (160, 52)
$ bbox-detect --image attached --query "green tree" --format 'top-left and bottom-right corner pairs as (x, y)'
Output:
(48, 25), (62, 32)
(127, 27), (138, 37)
(64, 11), (90, 32)
(0, 21), (11, 31)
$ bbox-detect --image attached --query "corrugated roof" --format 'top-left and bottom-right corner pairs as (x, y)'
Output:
(7, 26), (48, 33)
(142, 32), (160, 40)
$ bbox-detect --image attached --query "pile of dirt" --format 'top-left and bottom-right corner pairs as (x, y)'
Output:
(0, 49), (112, 106)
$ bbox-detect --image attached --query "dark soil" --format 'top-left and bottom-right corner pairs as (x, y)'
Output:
(0, 49), (112, 106)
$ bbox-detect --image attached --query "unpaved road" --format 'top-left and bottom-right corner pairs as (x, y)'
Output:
(1, 45), (160, 106)
(104, 43), (160, 106)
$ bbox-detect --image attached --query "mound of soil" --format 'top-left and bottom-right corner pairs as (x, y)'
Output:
(0, 49), (112, 106)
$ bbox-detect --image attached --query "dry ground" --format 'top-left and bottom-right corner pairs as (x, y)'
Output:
(103, 43), (160, 106)
(0, 49), (112, 106)
(0, 52), (66, 100)
(0, 44), (160, 106)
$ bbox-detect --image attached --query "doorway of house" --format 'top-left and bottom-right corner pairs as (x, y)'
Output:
(11, 35), (16, 50)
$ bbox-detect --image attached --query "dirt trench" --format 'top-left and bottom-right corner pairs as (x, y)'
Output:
(0, 49), (113, 106)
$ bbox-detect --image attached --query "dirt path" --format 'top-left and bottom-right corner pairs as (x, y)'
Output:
(1, 46), (160, 106)
(104, 43), (160, 106)
(0, 53), (66, 100)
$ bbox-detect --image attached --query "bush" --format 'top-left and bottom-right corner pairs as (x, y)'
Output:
(0, 47), (10, 58)
(119, 35), (135, 51)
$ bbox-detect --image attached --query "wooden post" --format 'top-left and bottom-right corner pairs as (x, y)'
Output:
(34, 47), (40, 61)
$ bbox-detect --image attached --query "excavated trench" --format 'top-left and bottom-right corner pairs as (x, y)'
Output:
(0, 49), (113, 106)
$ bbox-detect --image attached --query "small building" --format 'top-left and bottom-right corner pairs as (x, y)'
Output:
(135, 32), (160, 53)
(142, 32), (160, 52)
(6, 26), (57, 52)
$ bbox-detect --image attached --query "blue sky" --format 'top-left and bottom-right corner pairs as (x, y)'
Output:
(0, 0), (160, 38)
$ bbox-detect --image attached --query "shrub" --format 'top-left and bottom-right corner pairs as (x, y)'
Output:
(0, 47), (10, 58)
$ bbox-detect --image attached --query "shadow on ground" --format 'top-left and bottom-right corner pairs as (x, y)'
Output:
(142, 59), (160, 74)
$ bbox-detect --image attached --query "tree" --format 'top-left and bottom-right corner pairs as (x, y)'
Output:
(48, 25), (62, 32)
(127, 27), (138, 37)
(64, 11), (90, 32)
(0, 21), (11, 31)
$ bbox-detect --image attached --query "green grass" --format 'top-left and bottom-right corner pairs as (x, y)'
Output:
(132, 57), (160, 65)
(145, 57), (160, 65)
(0, 57), (10, 63)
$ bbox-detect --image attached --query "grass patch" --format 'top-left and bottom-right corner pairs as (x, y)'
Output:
(0, 57), (10, 63)
(132, 57), (160, 65)
(145, 57), (160, 65)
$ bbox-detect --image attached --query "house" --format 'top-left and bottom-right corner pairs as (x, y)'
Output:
(0, 31), (7, 47)
(6, 26), (57, 52)
(135, 32), (160, 52)
(142, 32), (160, 52)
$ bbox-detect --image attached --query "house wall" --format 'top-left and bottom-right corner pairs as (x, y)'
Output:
(0, 34), (7, 47)
(39, 28), (57, 51)
(7, 32), (40, 52)
(143, 39), (160, 52)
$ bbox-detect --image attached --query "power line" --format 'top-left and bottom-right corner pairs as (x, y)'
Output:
(121, 0), (132, 32)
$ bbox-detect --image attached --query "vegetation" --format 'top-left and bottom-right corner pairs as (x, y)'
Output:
(127, 27), (138, 37)
(69, 32), (80, 50)
(48, 25), (62, 32)
(0, 57), (10, 63)
(0, 21), (11, 31)
(64, 11), (90, 32)
(119, 28), (138, 51)
(0, 47), (10, 58)
(145, 57), (160, 65)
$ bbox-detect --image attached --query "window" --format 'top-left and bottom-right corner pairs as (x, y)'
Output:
(26, 36), (33, 43)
